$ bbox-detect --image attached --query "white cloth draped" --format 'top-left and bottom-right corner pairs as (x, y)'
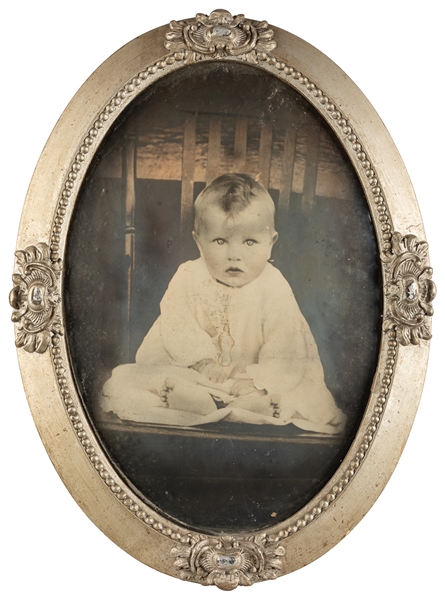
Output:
(102, 259), (346, 434)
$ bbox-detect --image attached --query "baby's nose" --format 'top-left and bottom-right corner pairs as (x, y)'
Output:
(228, 250), (241, 261)
(227, 241), (242, 260)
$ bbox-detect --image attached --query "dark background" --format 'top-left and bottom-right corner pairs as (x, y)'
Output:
(64, 61), (382, 532)
(3, 4), (439, 593)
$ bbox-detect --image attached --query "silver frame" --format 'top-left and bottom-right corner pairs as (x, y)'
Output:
(3, 3), (441, 594)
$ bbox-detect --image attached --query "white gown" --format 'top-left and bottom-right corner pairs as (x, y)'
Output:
(101, 258), (346, 434)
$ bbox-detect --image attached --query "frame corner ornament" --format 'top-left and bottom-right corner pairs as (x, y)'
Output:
(171, 533), (285, 590)
(382, 232), (436, 345)
(10, 242), (63, 353)
(8, 8), (436, 590)
(164, 8), (277, 63)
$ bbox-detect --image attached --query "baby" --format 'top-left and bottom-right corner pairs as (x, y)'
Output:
(102, 174), (346, 434)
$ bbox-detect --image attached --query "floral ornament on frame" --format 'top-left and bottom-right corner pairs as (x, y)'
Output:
(172, 534), (285, 591)
(382, 233), (436, 346)
(165, 8), (276, 62)
(9, 6), (436, 592)
(10, 243), (63, 353)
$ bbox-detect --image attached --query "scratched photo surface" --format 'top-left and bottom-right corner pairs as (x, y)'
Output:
(65, 62), (381, 533)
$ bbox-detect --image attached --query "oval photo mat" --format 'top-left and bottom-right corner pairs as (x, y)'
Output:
(5, 3), (438, 596)
(65, 59), (380, 534)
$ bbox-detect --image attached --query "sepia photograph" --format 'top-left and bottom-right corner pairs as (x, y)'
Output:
(65, 60), (380, 532)
(1, 1), (443, 598)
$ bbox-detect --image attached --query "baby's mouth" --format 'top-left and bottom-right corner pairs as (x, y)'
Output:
(226, 267), (243, 274)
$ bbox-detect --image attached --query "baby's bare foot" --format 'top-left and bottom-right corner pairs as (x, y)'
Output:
(269, 394), (281, 418)
(161, 378), (217, 415)
(230, 392), (281, 418)
(160, 380), (172, 408)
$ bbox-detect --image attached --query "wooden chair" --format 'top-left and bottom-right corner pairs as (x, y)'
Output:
(121, 111), (323, 359)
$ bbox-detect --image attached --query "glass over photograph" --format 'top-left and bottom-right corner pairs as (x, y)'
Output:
(65, 61), (381, 533)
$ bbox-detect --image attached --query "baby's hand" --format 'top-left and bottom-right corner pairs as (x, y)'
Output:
(191, 359), (228, 384)
(231, 378), (265, 397)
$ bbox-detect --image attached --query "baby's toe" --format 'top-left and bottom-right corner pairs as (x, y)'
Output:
(269, 394), (280, 406)
(159, 387), (169, 407)
(164, 378), (175, 390)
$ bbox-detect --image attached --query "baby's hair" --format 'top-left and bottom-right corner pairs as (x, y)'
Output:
(194, 173), (275, 233)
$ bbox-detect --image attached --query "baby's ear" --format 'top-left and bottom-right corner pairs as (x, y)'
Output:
(192, 230), (202, 253)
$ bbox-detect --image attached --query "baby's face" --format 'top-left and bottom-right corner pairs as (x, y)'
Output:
(193, 204), (277, 287)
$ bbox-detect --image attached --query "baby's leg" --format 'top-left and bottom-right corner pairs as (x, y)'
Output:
(101, 364), (165, 420)
(161, 378), (217, 415)
(230, 393), (281, 418)
(279, 378), (346, 427)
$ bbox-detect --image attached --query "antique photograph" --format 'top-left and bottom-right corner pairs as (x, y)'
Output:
(65, 60), (380, 531)
(1, 1), (442, 598)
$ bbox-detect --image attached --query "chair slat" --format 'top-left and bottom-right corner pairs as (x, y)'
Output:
(180, 113), (197, 236)
(278, 126), (297, 212)
(258, 121), (273, 190)
(302, 126), (321, 215)
(206, 116), (222, 184)
(124, 133), (137, 361)
(233, 117), (248, 173)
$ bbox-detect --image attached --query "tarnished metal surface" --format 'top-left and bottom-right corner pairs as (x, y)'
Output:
(4, 4), (438, 594)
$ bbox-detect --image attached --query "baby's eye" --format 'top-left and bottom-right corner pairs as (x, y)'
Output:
(244, 239), (257, 246)
(213, 238), (226, 245)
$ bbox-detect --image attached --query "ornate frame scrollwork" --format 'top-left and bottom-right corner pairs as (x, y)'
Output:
(382, 233), (436, 345)
(172, 534), (285, 590)
(9, 8), (434, 590)
(165, 8), (276, 63)
(10, 243), (63, 353)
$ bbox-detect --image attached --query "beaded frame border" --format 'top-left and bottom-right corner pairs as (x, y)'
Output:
(46, 44), (398, 540)
(11, 9), (434, 589)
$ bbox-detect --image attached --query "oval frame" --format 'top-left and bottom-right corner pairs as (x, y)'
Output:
(7, 5), (436, 592)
